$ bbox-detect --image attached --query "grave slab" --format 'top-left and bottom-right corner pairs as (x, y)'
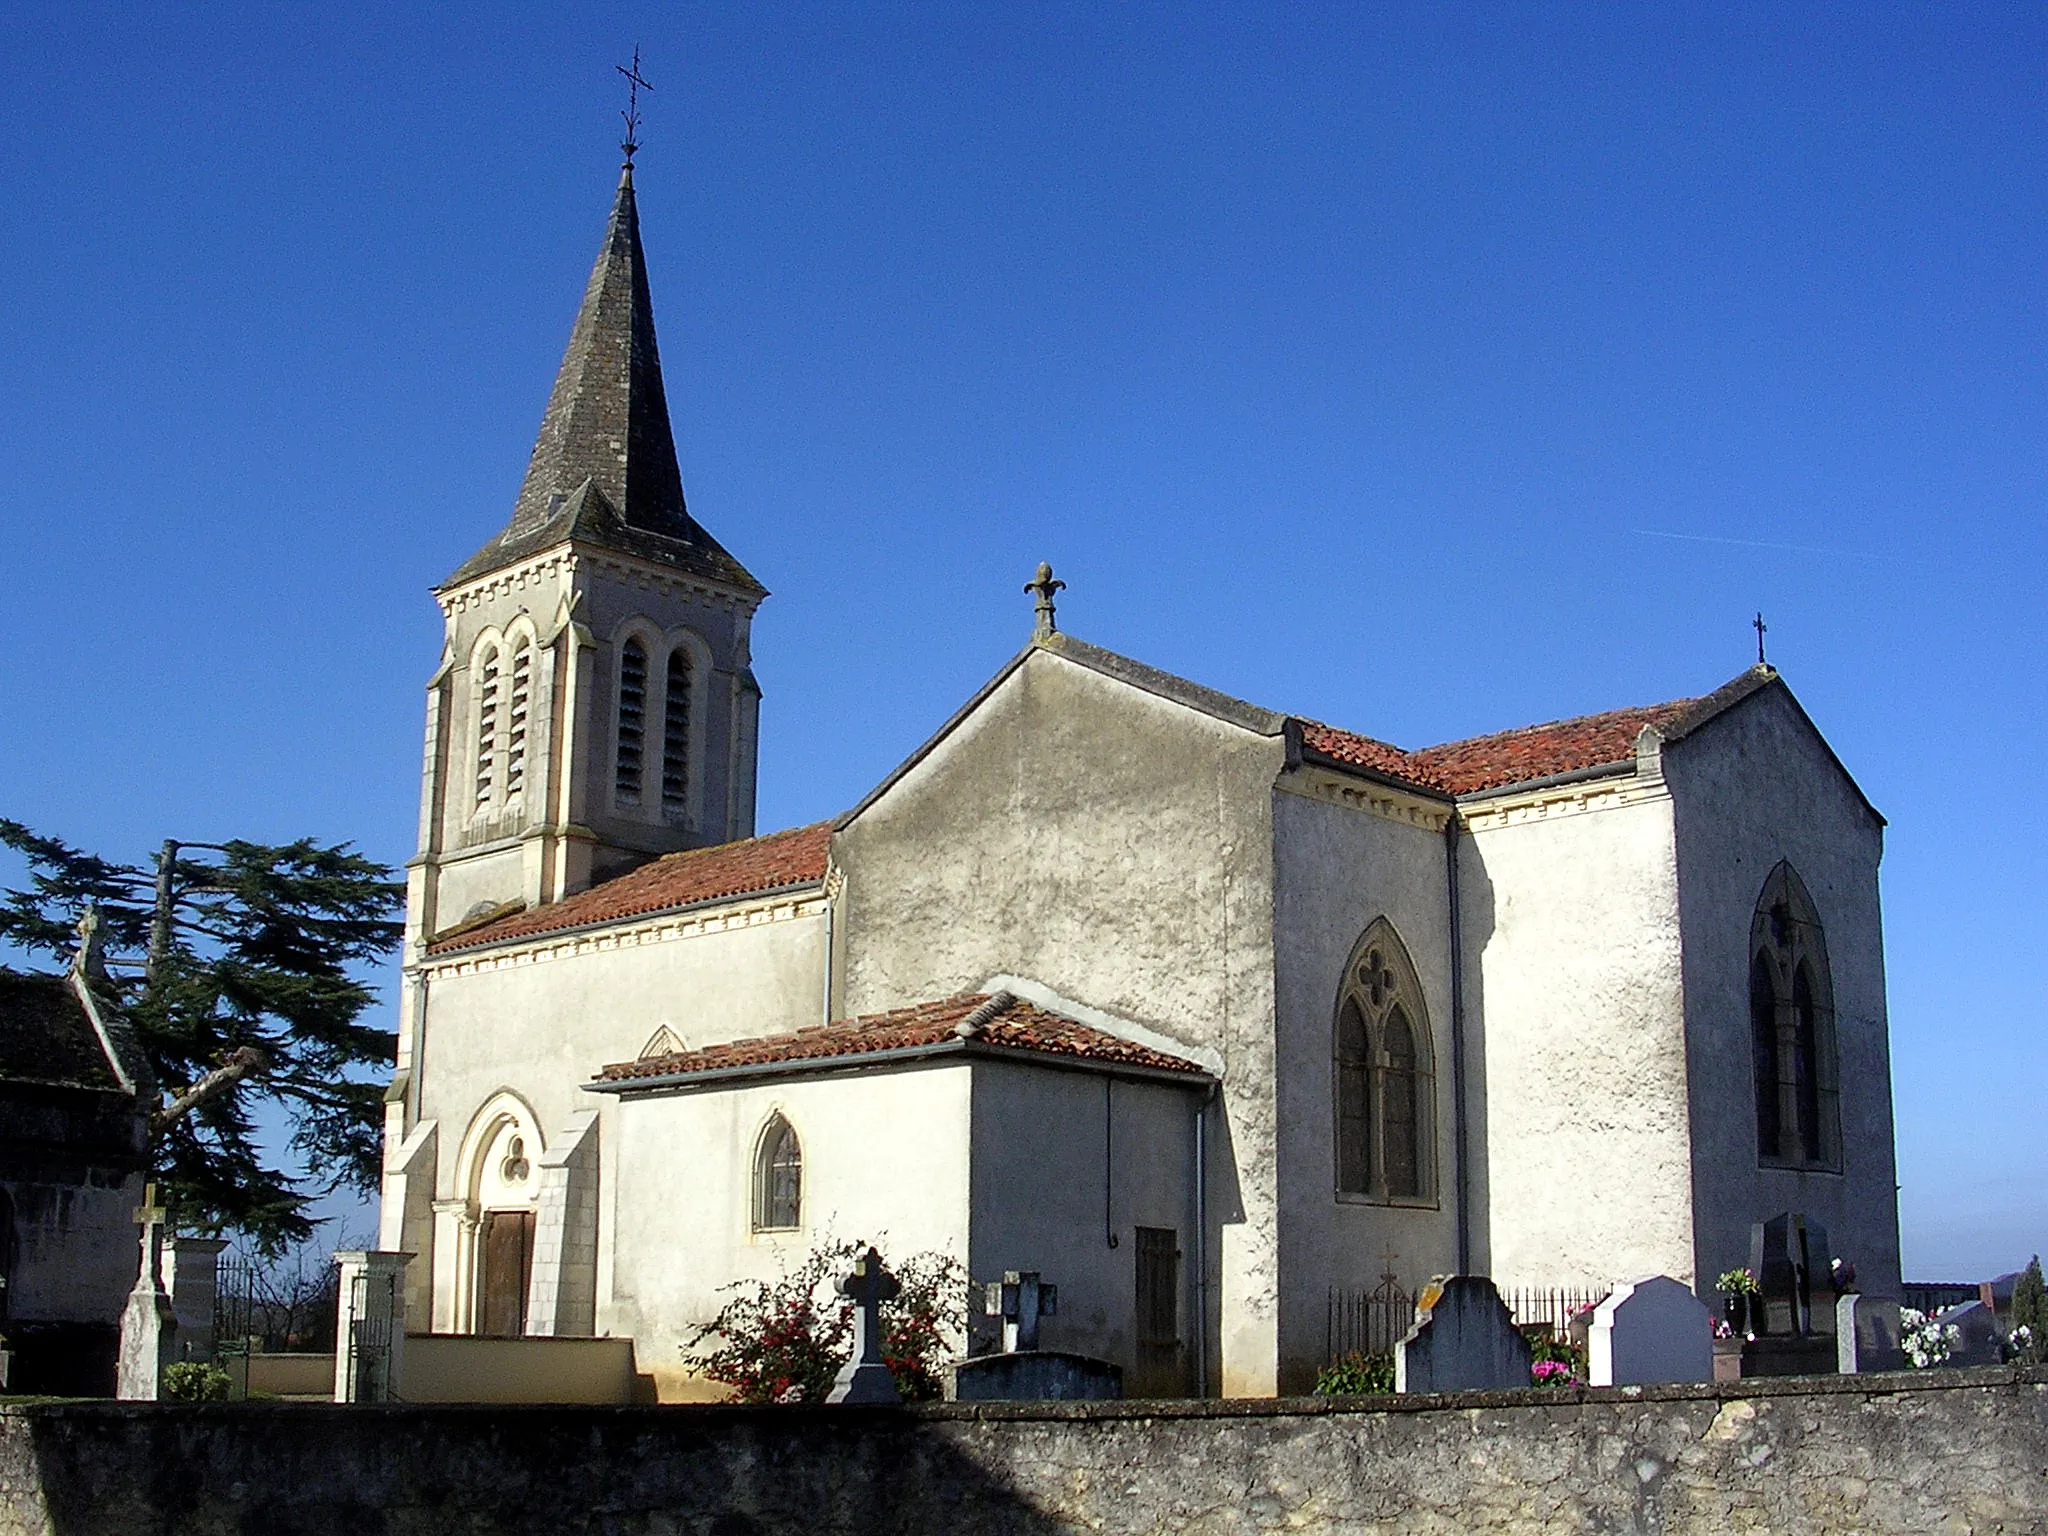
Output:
(1395, 1277), (1531, 1394)
(1588, 1276), (1711, 1387)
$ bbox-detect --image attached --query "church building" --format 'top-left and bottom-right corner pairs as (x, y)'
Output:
(378, 160), (1902, 1399)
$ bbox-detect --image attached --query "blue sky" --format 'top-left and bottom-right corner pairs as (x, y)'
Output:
(2, 5), (2041, 1279)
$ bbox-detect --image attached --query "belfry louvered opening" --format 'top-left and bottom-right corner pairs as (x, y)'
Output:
(473, 647), (501, 808)
(616, 638), (648, 805)
(505, 643), (532, 799)
(662, 649), (691, 817)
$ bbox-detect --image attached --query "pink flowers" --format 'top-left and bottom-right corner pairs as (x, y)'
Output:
(1531, 1359), (1580, 1387)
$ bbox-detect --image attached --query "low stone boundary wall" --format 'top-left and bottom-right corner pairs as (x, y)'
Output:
(3, 1366), (2044, 1535)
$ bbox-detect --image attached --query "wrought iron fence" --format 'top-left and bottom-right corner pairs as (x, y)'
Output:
(1501, 1286), (1608, 1340)
(212, 1252), (339, 1355)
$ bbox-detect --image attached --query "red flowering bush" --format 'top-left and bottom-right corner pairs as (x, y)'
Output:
(687, 1239), (969, 1403)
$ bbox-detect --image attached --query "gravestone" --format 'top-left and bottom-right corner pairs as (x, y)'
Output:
(827, 1246), (902, 1405)
(1741, 1213), (1838, 1377)
(1395, 1277), (1531, 1394)
(116, 1185), (179, 1400)
(164, 1237), (227, 1362)
(1836, 1294), (1906, 1373)
(986, 1271), (1058, 1353)
(1588, 1276), (1711, 1387)
(1935, 1301), (2003, 1368)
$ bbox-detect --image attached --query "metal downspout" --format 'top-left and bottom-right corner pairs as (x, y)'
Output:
(1445, 809), (1472, 1275)
(1194, 1081), (1214, 1396)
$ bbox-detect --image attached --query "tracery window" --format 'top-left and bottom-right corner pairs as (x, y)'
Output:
(473, 646), (500, 808)
(615, 637), (648, 806)
(661, 647), (691, 817)
(753, 1114), (802, 1232)
(1749, 863), (1841, 1170)
(1334, 918), (1435, 1203)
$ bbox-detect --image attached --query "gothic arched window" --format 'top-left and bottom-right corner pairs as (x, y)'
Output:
(615, 637), (648, 806)
(473, 645), (501, 809)
(753, 1114), (802, 1232)
(1333, 919), (1436, 1203)
(661, 647), (691, 818)
(1749, 863), (1840, 1170)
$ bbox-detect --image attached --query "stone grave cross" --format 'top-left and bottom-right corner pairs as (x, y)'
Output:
(117, 1182), (179, 1400)
(826, 1245), (902, 1404)
(986, 1271), (1059, 1353)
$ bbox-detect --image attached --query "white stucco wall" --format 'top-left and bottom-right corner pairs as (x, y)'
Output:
(833, 647), (1289, 1395)
(1663, 685), (1901, 1299)
(1269, 775), (1460, 1391)
(967, 1060), (1206, 1392)
(603, 1063), (972, 1399)
(1462, 774), (1697, 1291)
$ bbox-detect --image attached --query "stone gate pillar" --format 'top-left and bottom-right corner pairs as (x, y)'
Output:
(332, 1250), (413, 1403)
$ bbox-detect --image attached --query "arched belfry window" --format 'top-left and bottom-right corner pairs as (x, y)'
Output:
(1749, 863), (1841, 1170)
(753, 1114), (802, 1232)
(1334, 919), (1436, 1204)
(615, 637), (648, 806)
(661, 647), (691, 819)
(505, 641), (532, 800)
(473, 645), (501, 809)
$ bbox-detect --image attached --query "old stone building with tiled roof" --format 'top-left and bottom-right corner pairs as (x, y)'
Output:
(381, 161), (1900, 1399)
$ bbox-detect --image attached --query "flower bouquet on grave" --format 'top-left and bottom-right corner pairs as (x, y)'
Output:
(1900, 1307), (1960, 1369)
(1715, 1268), (1761, 1338)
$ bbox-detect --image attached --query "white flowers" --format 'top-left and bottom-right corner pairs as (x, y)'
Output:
(1900, 1307), (1961, 1368)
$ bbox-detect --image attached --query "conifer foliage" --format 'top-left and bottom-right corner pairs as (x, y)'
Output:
(0, 820), (403, 1250)
(2011, 1256), (2047, 1366)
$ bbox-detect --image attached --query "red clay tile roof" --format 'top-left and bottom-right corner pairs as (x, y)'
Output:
(1302, 699), (1700, 796)
(427, 822), (832, 955)
(593, 991), (1208, 1084)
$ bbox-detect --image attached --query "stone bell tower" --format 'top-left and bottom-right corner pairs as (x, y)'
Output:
(407, 161), (765, 948)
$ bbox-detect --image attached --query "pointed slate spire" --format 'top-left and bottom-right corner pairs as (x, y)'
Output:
(442, 166), (762, 595)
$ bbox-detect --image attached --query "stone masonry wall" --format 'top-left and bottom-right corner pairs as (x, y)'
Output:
(3, 1368), (2045, 1536)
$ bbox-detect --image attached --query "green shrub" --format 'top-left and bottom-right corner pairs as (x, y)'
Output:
(162, 1361), (232, 1403)
(1313, 1351), (1394, 1395)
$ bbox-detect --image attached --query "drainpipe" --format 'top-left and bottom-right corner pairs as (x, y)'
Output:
(820, 884), (836, 1029)
(1444, 810), (1472, 1276)
(1192, 1085), (1206, 1397)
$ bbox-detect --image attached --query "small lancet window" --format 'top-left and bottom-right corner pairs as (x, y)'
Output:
(473, 646), (500, 808)
(505, 642), (532, 799)
(1749, 865), (1840, 1170)
(1332, 920), (1436, 1204)
(753, 1114), (802, 1232)
(616, 638), (648, 806)
(661, 648), (691, 816)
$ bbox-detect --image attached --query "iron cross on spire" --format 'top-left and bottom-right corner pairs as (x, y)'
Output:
(617, 47), (653, 165)
(1753, 611), (1768, 666)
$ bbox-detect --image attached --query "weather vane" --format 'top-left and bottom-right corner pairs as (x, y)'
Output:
(1753, 611), (1768, 666)
(617, 47), (653, 165)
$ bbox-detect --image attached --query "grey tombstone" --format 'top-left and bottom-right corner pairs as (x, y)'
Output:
(986, 1271), (1057, 1353)
(1836, 1295), (1906, 1373)
(826, 1246), (902, 1405)
(164, 1236), (227, 1362)
(116, 1185), (179, 1400)
(1395, 1277), (1532, 1394)
(1752, 1213), (1835, 1338)
(949, 1352), (1122, 1401)
(1935, 1301), (2003, 1368)
(1588, 1276), (1712, 1387)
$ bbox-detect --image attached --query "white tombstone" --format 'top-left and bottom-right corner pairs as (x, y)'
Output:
(116, 1185), (179, 1400)
(1837, 1294), (1906, 1373)
(1395, 1277), (1532, 1393)
(1589, 1276), (1711, 1387)
(332, 1250), (412, 1403)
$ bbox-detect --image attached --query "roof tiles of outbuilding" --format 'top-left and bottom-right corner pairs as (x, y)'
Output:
(593, 991), (1208, 1085)
(426, 821), (832, 955)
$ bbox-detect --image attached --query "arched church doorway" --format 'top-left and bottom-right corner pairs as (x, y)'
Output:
(463, 1101), (542, 1337)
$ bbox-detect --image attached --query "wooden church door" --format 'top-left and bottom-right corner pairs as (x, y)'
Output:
(479, 1209), (535, 1338)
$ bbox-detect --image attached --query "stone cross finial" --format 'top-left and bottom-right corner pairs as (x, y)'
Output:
(826, 1245), (903, 1404)
(985, 1270), (1058, 1353)
(1754, 611), (1768, 666)
(73, 904), (107, 980)
(1025, 562), (1066, 638)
